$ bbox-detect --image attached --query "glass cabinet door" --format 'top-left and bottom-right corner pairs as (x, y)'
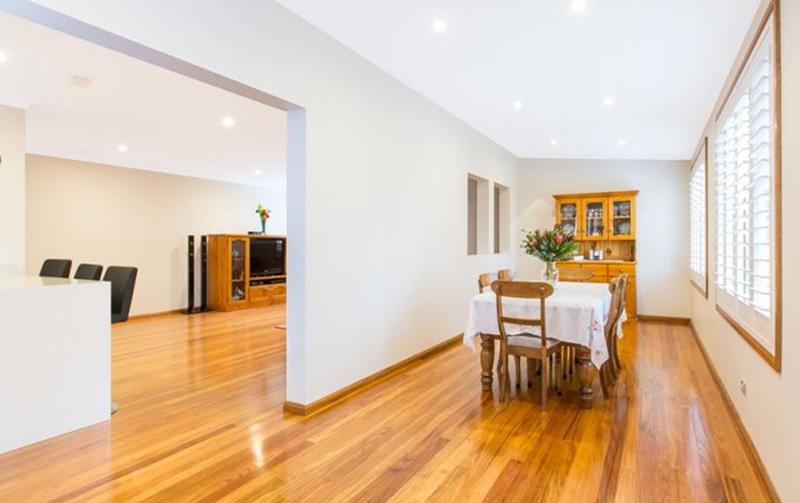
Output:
(582, 198), (608, 240)
(230, 238), (247, 302)
(609, 196), (635, 240)
(556, 198), (580, 237)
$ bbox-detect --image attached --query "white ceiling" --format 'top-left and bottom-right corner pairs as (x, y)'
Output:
(275, 0), (760, 160)
(0, 11), (287, 189)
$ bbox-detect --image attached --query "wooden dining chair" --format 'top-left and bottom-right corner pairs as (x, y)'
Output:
(478, 273), (493, 293)
(558, 268), (594, 282)
(599, 277), (625, 398)
(498, 267), (521, 386)
(498, 269), (515, 281)
(483, 272), (523, 385)
(491, 280), (562, 410)
(612, 273), (629, 371)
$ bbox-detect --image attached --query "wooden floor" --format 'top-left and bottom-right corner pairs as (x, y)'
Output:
(0, 307), (774, 502)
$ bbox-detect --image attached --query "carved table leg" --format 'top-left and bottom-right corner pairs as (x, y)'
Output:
(576, 346), (594, 409)
(480, 334), (495, 392)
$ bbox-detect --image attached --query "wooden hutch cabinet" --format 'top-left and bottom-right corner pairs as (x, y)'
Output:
(208, 234), (287, 312)
(554, 190), (638, 319)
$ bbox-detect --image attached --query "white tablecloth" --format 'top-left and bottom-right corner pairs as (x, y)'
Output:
(463, 282), (625, 368)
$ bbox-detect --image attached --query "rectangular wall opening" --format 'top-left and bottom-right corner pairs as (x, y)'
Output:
(467, 174), (489, 255)
(494, 182), (510, 254)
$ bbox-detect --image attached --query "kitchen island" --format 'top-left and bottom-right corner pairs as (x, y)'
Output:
(0, 275), (110, 455)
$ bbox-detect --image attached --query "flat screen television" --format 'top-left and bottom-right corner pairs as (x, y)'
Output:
(250, 238), (285, 277)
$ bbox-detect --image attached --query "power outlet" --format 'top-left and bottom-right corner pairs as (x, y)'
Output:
(739, 378), (747, 396)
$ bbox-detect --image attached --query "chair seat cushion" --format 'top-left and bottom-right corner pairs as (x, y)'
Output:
(507, 334), (560, 350)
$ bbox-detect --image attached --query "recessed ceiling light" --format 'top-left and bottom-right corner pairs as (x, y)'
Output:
(571, 1), (587, 13)
(550, 140), (558, 146)
(71, 75), (92, 88)
(618, 139), (627, 147)
(117, 144), (129, 153)
(603, 96), (615, 106)
(513, 101), (523, 110)
(0, 52), (7, 63)
(254, 170), (262, 176)
(221, 116), (236, 128)
(432, 19), (447, 33)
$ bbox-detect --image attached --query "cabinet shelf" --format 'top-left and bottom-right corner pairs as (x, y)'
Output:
(554, 191), (638, 318)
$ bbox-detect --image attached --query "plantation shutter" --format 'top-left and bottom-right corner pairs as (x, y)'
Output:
(714, 16), (776, 353)
(689, 147), (706, 290)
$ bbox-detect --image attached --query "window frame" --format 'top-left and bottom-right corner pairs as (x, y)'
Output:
(713, 3), (782, 372)
(689, 137), (708, 298)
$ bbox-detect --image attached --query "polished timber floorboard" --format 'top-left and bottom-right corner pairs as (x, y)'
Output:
(0, 307), (774, 502)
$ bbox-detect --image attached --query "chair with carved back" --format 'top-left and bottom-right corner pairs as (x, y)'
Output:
(497, 269), (520, 381)
(491, 280), (563, 409)
(599, 277), (625, 397)
(478, 273), (493, 293)
(558, 268), (594, 282)
(480, 272), (516, 379)
(498, 269), (515, 281)
(611, 273), (629, 371)
(557, 267), (594, 379)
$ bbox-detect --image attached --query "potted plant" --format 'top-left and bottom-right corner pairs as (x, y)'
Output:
(521, 226), (580, 285)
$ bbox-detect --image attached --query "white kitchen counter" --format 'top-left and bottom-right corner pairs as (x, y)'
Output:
(0, 275), (111, 455)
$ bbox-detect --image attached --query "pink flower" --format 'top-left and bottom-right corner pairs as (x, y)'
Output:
(555, 233), (564, 245)
(529, 239), (537, 248)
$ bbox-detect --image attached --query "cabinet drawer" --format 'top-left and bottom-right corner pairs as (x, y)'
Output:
(250, 284), (286, 301)
(558, 262), (581, 269)
(608, 264), (636, 278)
(581, 264), (608, 276)
(589, 275), (609, 284)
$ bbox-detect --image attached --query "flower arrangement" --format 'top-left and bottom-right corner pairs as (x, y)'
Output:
(256, 204), (271, 234)
(521, 226), (580, 262)
(521, 226), (580, 283)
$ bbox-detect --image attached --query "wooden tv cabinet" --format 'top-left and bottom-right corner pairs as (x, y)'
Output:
(207, 234), (286, 312)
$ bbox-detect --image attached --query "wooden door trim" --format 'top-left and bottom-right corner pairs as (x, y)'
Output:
(689, 137), (709, 298)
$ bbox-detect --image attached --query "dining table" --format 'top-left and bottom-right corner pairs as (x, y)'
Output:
(463, 280), (624, 409)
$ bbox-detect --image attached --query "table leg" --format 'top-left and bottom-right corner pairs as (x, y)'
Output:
(576, 346), (594, 409)
(480, 334), (494, 392)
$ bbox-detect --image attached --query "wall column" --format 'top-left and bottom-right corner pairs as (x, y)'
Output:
(0, 105), (26, 274)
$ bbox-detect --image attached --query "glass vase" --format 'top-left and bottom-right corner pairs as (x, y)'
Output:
(260, 218), (266, 235)
(541, 261), (559, 286)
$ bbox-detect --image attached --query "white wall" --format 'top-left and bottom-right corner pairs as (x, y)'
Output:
(26, 155), (287, 315)
(690, 1), (799, 500)
(518, 159), (690, 318)
(4, 0), (521, 405)
(0, 105), (25, 274)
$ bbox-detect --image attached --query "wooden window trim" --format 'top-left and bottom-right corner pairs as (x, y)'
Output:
(689, 137), (708, 299)
(713, 1), (782, 373)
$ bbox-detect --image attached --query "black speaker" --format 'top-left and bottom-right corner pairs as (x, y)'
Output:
(187, 235), (195, 314)
(200, 235), (208, 312)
